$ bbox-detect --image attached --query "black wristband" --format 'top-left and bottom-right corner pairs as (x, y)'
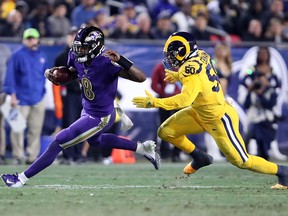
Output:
(117, 55), (133, 70)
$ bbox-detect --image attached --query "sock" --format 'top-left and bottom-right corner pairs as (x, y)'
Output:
(276, 165), (287, 177)
(18, 172), (29, 185)
(101, 134), (137, 151)
(135, 142), (144, 155)
(24, 140), (62, 178)
(190, 148), (213, 170)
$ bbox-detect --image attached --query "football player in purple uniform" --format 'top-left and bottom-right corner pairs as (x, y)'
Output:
(1, 26), (160, 188)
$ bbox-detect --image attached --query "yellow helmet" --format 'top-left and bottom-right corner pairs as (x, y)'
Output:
(163, 32), (198, 70)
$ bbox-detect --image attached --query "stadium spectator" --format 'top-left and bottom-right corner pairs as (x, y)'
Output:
(0, 0), (15, 19)
(26, 0), (51, 37)
(190, 12), (211, 41)
(150, 11), (175, 39)
(136, 12), (152, 39)
(191, 0), (218, 30)
(282, 13), (288, 42)
(238, 0), (267, 39)
(1, 26), (160, 188)
(263, 17), (283, 43)
(0, 43), (11, 165)
(263, 0), (285, 30)
(238, 46), (281, 160)
(121, 2), (138, 25)
(0, 9), (25, 38)
(213, 42), (233, 95)
(15, 0), (30, 24)
(48, 0), (71, 37)
(171, 1), (195, 32)
(71, 0), (102, 28)
(109, 14), (140, 39)
(52, 26), (87, 164)
(242, 19), (263, 42)
(132, 31), (288, 189)
(150, 0), (178, 23)
(151, 62), (181, 162)
(86, 8), (114, 37)
(3, 28), (47, 165)
(60, 0), (77, 19)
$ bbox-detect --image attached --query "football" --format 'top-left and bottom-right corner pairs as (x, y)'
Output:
(52, 66), (74, 84)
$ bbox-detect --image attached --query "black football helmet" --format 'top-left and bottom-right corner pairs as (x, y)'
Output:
(163, 32), (198, 70)
(72, 26), (105, 63)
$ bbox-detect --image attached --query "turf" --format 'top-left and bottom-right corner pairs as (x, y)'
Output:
(0, 162), (287, 216)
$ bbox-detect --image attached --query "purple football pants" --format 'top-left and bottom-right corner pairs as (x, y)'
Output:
(24, 110), (137, 178)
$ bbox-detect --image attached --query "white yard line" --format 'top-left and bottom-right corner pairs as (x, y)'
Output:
(18, 184), (239, 190)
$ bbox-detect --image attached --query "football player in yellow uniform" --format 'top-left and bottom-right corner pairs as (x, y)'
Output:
(132, 31), (288, 189)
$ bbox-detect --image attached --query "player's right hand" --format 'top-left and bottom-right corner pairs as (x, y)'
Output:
(44, 67), (60, 85)
(132, 90), (155, 108)
(164, 69), (179, 83)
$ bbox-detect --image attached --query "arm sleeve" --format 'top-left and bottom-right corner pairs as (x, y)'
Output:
(153, 76), (202, 110)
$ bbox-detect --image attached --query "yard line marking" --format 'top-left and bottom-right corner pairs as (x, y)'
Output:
(18, 184), (250, 190)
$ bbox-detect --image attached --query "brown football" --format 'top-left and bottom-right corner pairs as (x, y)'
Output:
(52, 66), (74, 84)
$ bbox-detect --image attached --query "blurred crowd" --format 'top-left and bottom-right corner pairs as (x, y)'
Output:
(1, 0), (288, 42)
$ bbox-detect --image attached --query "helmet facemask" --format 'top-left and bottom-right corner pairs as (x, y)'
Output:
(163, 49), (182, 70)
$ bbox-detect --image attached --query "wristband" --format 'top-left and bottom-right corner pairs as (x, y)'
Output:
(117, 55), (133, 70)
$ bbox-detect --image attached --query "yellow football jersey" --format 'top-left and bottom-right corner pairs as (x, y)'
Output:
(154, 49), (226, 122)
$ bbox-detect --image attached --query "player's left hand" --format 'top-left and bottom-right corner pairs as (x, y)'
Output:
(132, 90), (155, 108)
(164, 69), (179, 83)
(103, 49), (120, 62)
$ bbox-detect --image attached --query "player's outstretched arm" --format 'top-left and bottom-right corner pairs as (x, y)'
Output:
(103, 49), (146, 82)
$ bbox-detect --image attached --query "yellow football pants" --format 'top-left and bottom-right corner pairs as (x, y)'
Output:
(158, 102), (278, 175)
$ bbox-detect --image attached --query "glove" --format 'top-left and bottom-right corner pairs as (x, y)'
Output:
(44, 67), (60, 85)
(164, 69), (179, 84)
(132, 90), (155, 108)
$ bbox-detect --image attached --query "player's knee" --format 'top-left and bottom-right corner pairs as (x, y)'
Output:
(157, 126), (177, 141)
(230, 157), (252, 169)
(87, 135), (102, 146)
(47, 140), (63, 153)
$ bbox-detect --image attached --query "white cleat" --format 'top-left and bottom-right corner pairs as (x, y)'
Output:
(137, 140), (161, 170)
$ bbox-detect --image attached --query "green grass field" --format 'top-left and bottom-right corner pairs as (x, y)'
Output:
(0, 162), (287, 216)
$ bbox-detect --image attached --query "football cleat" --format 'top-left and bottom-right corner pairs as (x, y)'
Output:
(183, 151), (213, 175)
(183, 162), (197, 175)
(271, 183), (288, 190)
(138, 140), (161, 170)
(1, 173), (24, 188)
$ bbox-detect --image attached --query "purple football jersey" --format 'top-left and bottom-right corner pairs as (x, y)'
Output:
(68, 51), (121, 117)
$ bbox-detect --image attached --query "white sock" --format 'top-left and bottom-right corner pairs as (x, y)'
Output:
(135, 142), (144, 155)
(18, 172), (29, 185)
